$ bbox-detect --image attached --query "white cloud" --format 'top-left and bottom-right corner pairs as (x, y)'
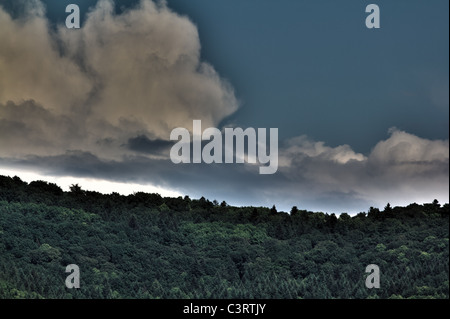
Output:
(280, 135), (366, 167)
(370, 127), (449, 165)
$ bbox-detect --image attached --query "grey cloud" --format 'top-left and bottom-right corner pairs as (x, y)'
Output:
(2, 128), (447, 214)
(0, 0), (239, 161)
(0, 150), (278, 206)
(277, 129), (449, 212)
(280, 135), (366, 166)
(0, 1), (93, 113)
(56, 0), (239, 137)
(0, 100), (80, 157)
(126, 135), (173, 155)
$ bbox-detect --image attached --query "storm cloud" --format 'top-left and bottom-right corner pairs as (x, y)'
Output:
(1, 126), (448, 214)
(0, 0), (238, 159)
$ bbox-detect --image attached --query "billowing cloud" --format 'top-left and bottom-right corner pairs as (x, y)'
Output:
(58, 0), (238, 135)
(0, 0), (238, 159)
(0, 0), (93, 117)
(369, 128), (449, 166)
(280, 135), (366, 167)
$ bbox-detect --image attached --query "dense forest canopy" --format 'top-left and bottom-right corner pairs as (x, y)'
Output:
(0, 174), (448, 299)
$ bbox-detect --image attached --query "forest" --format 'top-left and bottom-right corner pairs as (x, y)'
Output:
(0, 174), (448, 299)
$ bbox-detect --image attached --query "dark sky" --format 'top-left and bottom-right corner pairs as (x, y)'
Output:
(0, 0), (448, 213)
(168, 0), (449, 153)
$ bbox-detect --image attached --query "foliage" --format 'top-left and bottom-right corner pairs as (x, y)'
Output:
(0, 175), (448, 299)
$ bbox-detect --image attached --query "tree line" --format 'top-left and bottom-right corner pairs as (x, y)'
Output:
(0, 175), (448, 299)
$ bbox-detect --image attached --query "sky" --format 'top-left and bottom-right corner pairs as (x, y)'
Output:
(0, 0), (448, 214)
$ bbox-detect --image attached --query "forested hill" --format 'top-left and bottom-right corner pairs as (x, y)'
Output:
(0, 174), (448, 299)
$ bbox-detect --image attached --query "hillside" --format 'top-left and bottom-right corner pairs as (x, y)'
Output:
(0, 175), (448, 299)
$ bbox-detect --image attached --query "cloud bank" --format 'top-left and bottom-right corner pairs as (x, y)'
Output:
(0, 0), (448, 214)
(276, 129), (449, 212)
